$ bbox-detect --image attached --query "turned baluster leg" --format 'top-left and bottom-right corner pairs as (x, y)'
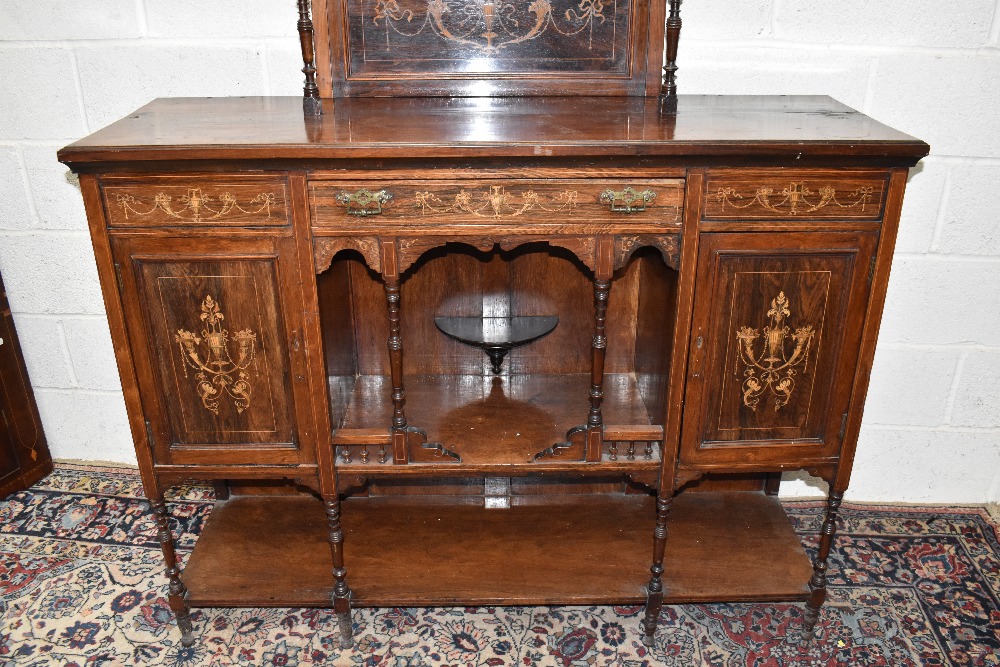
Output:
(802, 490), (844, 639)
(296, 0), (322, 116)
(661, 0), (683, 99)
(641, 494), (673, 646)
(586, 278), (612, 461)
(150, 496), (194, 647)
(384, 276), (409, 463)
(325, 495), (354, 648)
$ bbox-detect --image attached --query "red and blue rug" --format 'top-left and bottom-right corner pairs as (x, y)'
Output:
(1, 463), (998, 666)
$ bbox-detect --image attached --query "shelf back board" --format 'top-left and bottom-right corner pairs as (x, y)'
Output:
(312, 0), (667, 97)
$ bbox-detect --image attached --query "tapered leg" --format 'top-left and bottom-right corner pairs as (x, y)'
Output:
(802, 490), (843, 639)
(325, 495), (354, 649)
(641, 494), (673, 646)
(150, 496), (194, 647)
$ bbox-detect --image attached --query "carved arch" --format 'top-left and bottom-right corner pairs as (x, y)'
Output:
(314, 236), (381, 274)
(613, 233), (681, 271)
(395, 235), (598, 274)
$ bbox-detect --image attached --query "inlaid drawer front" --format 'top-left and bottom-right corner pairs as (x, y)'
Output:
(310, 179), (685, 228)
(101, 177), (290, 227)
(703, 171), (888, 221)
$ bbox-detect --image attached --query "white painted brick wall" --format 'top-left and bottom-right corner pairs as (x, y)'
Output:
(0, 1), (997, 502)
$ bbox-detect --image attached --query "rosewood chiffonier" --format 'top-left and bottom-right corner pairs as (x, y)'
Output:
(57, 0), (928, 649)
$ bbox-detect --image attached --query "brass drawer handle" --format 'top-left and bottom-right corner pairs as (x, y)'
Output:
(600, 187), (656, 213)
(335, 189), (393, 216)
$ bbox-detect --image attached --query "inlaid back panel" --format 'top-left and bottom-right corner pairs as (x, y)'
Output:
(315, 0), (662, 96)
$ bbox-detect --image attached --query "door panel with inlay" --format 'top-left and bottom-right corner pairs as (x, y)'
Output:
(680, 231), (878, 468)
(112, 235), (313, 466)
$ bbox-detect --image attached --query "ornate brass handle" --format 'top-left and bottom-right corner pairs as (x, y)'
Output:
(600, 187), (656, 213)
(335, 189), (393, 216)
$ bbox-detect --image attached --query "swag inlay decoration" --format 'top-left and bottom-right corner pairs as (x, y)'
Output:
(716, 182), (876, 216)
(415, 186), (579, 218)
(116, 188), (277, 223)
(371, 0), (615, 52)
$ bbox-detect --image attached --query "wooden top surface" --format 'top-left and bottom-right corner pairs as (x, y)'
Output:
(58, 95), (928, 166)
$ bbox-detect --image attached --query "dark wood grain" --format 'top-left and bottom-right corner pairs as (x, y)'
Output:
(323, 243), (646, 377)
(57, 96), (928, 166)
(310, 179), (683, 229)
(680, 231), (878, 468)
(333, 373), (652, 466)
(59, 90), (925, 647)
(704, 170), (888, 221)
(182, 491), (810, 607)
(0, 272), (54, 499)
(314, 0), (660, 98)
(110, 234), (315, 466)
(101, 175), (290, 227)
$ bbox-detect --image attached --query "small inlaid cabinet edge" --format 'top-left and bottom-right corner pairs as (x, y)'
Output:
(0, 271), (54, 499)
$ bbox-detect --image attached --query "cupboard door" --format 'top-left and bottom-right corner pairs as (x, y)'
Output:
(680, 231), (878, 467)
(113, 235), (311, 466)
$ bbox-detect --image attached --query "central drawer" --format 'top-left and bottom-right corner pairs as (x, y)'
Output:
(309, 179), (685, 230)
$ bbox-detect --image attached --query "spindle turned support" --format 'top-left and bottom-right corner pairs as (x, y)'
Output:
(660, 0), (683, 112)
(802, 489), (844, 639)
(384, 277), (409, 461)
(297, 0), (322, 116)
(641, 493), (674, 645)
(325, 495), (354, 648)
(150, 495), (195, 647)
(586, 277), (612, 461)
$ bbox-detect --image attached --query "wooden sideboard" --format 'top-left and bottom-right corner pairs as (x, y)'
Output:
(58, 94), (927, 648)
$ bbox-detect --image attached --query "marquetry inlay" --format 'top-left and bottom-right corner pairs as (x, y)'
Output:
(372, 0), (612, 53)
(117, 188), (277, 223)
(716, 182), (875, 216)
(175, 296), (259, 415)
(735, 291), (815, 412)
(415, 185), (579, 219)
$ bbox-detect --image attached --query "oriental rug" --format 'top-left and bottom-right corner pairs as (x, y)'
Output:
(1, 463), (998, 667)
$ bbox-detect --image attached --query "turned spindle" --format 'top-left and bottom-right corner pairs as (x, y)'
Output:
(296, 0), (322, 116)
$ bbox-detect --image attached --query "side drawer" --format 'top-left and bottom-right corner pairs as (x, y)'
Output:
(101, 175), (290, 228)
(703, 170), (888, 222)
(310, 179), (685, 229)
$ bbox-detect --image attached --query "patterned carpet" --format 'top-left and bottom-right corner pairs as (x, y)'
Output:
(1, 464), (998, 667)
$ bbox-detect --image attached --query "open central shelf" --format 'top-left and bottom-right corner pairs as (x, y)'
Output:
(182, 491), (813, 608)
(332, 372), (656, 466)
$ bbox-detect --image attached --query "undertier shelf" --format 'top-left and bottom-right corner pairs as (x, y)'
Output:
(330, 372), (660, 469)
(182, 491), (813, 608)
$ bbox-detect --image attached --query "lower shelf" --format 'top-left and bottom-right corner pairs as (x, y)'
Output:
(182, 491), (812, 608)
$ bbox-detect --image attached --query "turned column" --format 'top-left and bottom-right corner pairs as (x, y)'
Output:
(641, 493), (673, 645)
(586, 277), (611, 460)
(381, 240), (409, 463)
(325, 495), (354, 647)
(150, 495), (194, 647)
(661, 0), (683, 99)
(296, 0), (322, 115)
(802, 489), (844, 638)
(586, 237), (615, 461)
